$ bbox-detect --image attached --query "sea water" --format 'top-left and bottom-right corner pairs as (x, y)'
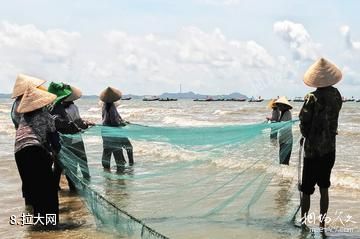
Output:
(0, 99), (359, 239)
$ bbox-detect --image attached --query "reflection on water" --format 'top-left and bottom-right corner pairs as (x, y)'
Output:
(275, 177), (294, 217)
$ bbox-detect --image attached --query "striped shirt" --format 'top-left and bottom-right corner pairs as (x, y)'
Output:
(15, 108), (56, 153)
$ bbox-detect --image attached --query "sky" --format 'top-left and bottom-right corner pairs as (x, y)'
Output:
(0, 0), (360, 97)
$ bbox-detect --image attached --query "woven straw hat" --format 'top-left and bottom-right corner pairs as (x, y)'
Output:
(304, 58), (342, 88)
(64, 85), (82, 102)
(11, 74), (46, 99)
(17, 86), (56, 113)
(100, 87), (122, 103)
(275, 96), (292, 109)
(267, 99), (277, 109)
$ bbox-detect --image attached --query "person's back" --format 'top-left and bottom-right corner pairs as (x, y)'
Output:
(300, 86), (342, 158)
(102, 103), (124, 127)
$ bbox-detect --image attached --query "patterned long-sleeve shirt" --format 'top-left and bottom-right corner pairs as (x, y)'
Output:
(15, 108), (60, 153)
(299, 86), (342, 157)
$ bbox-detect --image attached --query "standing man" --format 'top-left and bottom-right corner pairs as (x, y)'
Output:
(299, 58), (343, 230)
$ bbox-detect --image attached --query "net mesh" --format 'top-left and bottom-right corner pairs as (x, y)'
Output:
(58, 121), (299, 238)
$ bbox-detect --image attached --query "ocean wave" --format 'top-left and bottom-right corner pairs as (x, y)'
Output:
(0, 108), (11, 114)
(162, 116), (224, 127)
(87, 107), (101, 112)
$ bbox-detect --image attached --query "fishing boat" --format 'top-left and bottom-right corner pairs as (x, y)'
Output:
(343, 97), (355, 102)
(194, 96), (214, 102)
(293, 97), (305, 102)
(248, 97), (264, 102)
(225, 98), (247, 102)
(159, 98), (178, 101)
(357, 99), (360, 102)
(121, 97), (132, 100)
(143, 96), (160, 101)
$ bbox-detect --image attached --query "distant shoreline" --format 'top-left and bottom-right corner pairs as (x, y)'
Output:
(0, 91), (249, 100)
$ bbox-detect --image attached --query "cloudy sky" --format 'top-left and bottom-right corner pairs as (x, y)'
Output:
(0, 0), (359, 97)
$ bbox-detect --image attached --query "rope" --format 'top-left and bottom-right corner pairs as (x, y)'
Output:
(291, 138), (305, 223)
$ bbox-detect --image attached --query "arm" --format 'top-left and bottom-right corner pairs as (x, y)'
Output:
(299, 93), (315, 138)
(52, 104), (82, 134)
(54, 116), (82, 134)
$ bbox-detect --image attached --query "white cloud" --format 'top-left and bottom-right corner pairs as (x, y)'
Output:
(100, 26), (286, 95)
(0, 21), (297, 97)
(340, 25), (360, 50)
(0, 21), (80, 62)
(273, 20), (320, 61)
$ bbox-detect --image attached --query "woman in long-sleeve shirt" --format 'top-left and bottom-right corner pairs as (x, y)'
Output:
(48, 82), (82, 190)
(100, 87), (134, 171)
(14, 86), (59, 225)
(62, 85), (94, 180)
(10, 74), (47, 205)
(275, 97), (293, 165)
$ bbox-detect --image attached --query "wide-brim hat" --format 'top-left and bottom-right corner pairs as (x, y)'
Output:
(48, 82), (72, 105)
(11, 74), (46, 99)
(304, 58), (342, 88)
(275, 96), (292, 109)
(17, 86), (56, 113)
(64, 85), (82, 102)
(100, 87), (122, 103)
(267, 99), (277, 109)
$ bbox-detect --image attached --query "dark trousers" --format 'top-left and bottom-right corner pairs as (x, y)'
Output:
(54, 140), (90, 190)
(102, 137), (134, 169)
(53, 160), (76, 190)
(279, 142), (293, 165)
(15, 146), (59, 223)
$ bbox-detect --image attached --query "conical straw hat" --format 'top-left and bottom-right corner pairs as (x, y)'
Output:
(304, 58), (342, 88)
(100, 87), (122, 103)
(64, 85), (82, 102)
(275, 96), (292, 109)
(11, 74), (46, 99)
(267, 99), (277, 109)
(17, 86), (56, 113)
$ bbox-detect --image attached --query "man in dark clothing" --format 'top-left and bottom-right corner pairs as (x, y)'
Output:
(299, 58), (343, 230)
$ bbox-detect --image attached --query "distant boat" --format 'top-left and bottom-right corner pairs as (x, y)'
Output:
(159, 98), (178, 101)
(357, 99), (360, 102)
(143, 96), (160, 101)
(248, 97), (264, 102)
(225, 98), (246, 102)
(293, 97), (305, 102)
(121, 97), (132, 100)
(343, 97), (355, 102)
(194, 96), (214, 102)
(193, 97), (226, 102)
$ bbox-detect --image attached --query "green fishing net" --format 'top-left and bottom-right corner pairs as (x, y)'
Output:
(58, 121), (299, 238)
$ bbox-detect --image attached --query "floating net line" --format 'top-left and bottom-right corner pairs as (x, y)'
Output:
(58, 120), (300, 238)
